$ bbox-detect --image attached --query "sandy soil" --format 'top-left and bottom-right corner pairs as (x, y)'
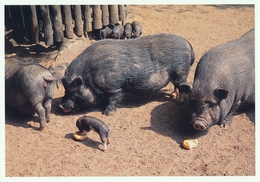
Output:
(5, 5), (255, 177)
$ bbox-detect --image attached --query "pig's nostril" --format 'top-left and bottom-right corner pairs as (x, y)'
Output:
(193, 121), (207, 131)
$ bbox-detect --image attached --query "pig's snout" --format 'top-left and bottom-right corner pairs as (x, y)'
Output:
(59, 103), (74, 113)
(193, 120), (208, 131)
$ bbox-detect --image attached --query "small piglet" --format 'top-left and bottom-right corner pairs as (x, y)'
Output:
(124, 22), (132, 39)
(112, 24), (124, 39)
(132, 21), (142, 38)
(76, 116), (110, 151)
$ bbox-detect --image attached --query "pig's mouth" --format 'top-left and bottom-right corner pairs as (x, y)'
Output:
(59, 104), (76, 113)
(193, 119), (209, 131)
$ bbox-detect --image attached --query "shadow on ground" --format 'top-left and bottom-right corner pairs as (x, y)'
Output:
(5, 106), (40, 130)
(65, 133), (104, 152)
(141, 101), (208, 144)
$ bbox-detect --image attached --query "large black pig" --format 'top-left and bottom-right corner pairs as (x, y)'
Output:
(60, 33), (195, 115)
(179, 29), (255, 131)
(5, 58), (56, 130)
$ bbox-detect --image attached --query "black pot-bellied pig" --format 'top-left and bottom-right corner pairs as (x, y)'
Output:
(75, 116), (110, 151)
(60, 33), (195, 115)
(5, 58), (56, 130)
(179, 29), (255, 131)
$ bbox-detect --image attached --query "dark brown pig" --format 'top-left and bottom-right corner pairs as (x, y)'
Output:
(179, 29), (255, 131)
(5, 58), (56, 130)
(60, 33), (195, 115)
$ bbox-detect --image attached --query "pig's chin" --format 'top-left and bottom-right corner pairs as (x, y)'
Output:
(193, 119), (209, 131)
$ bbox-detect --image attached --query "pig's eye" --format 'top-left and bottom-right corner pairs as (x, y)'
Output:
(75, 92), (84, 100)
(206, 102), (217, 108)
(194, 101), (202, 110)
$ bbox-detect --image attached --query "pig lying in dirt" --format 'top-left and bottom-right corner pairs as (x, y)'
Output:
(179, 29), (255, 131)
(60, 33), (195, 115)
(5, 58), (56, 130)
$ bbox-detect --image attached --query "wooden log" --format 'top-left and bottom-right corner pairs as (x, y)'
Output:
(74, 5), (83, 36)
(39, 5), (53, 46)
(83, 5), (92, 33)
(62, 5), (74, 39)
(109, 5), (119, 24)
(101, 5), (109, 26)
(50, 5), (64, 43)
(124, 5), (128, 18)
(30, 5), (39, 44)
(118, 5), (125, 24)
(92, 5), (102, 29)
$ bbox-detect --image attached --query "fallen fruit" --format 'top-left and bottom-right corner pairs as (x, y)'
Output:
(73, 131), (88, 141)
(182, 139), (198, 150)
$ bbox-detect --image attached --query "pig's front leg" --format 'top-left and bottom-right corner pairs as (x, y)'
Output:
(103, 91), (124, 116)
(220, 101), (241, 128)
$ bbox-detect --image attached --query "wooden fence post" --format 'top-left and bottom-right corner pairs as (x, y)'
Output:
(83, 5), (92, 34)
(30, 5), (39, 44)
(40, 5), (53, 46)
(93, 5), (102, 29)
(74, 5), (83, 36)
(101, 5), (109, 26)
(109, 5), (119, 24)
(118, 5), (125, 25)
(62, 5), (74, 39)
(50, 5), (64, 43)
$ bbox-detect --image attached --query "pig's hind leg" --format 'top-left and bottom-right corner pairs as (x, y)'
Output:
(100, 132), (110, 152)
(34, 102), (47, 130)
(43, 98), (52, 123)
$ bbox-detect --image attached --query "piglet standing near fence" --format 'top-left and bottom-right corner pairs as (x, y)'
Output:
(111, 24), (124, 39)
(124, 22), (132, 39)
(132, 21), (142, 38)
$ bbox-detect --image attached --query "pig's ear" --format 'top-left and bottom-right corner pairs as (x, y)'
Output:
(76, 119), (81, 128)
(179, 83), (193, 93)
(214, 88), (229, 100)
(73, 76), (83, 87)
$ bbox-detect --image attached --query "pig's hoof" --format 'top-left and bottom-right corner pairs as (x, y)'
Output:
(220, 123), (229, 129)
(103, 110), (111, 116)
(103, 106), (116, 116)
(39, 126), (45, 131)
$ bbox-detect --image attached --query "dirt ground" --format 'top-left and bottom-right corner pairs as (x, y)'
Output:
(5, 5), (255, 177)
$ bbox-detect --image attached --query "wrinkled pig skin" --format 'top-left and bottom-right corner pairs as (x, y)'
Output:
(5, 58), (56, 130)
(179, 29), (254, 131)
(60, 33), (195, 115)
